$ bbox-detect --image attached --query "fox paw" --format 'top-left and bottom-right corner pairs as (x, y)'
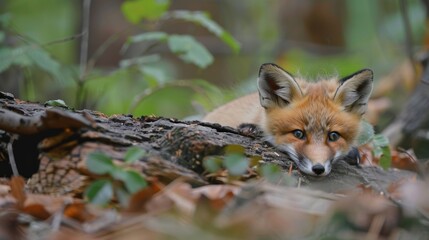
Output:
(237, 123), (264, 138)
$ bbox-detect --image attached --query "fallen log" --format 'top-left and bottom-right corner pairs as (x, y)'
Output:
(0, 92), (415, 197)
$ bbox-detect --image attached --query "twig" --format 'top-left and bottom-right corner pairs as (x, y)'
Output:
(43, 32), (85, 47)
(399, 0), (416, 77)
(11, 30), (83, 48)
(76, 0), (92, 108)
(7, 135), (19, 176)
(86, 34), (120, 72)
(79, 0), (91, 81)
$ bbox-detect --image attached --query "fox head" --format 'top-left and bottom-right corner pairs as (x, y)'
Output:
(258, 63), (373, 176)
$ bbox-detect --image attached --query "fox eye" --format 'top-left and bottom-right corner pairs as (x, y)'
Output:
(328, 131), (340, 142)
(292, 130), (305, 140)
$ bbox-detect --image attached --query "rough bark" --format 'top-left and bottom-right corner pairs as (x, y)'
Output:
(0, 92), (415, 197)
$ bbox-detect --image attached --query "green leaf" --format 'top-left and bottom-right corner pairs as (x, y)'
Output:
(26, 47), (62, 80)
(121, 0), (170, 23)
(10, 47), (32, 67)
(223, 153), (248, 176)
(259, 163), (283, 183)
(356, 120), (375, 145)
(373, 134), (390, 147)
(123, 170), (147, 193)
(203, 156), (222, 173)
(44, 99), (68, 108)
(87, 152), (115, 175)
(167, 35), (213, 68)
(372, 134), (391, 170)
(0, 46), (64, 81)
(120, 54), (161, 68)
(0, 48), (13, 73)
(112, 169), (147, 193)
(379, 147), (392, 170)
(85, 179), (113, 205)
(141, 65), (169, 85)
(124, 146), (146, 163)
(122, 32), (168, 52)
(168, 11), (240, 53)
(128, 31), (168, 43)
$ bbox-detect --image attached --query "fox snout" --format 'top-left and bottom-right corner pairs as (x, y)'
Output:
(299, 147), (360, 176)
(300, 158), (333, 176)
(276, 144), (339, 176)
(299, 144), (337, 176)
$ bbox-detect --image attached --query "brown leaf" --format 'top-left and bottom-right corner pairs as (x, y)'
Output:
(391, 149), (419, 172)
(24, 194), (76, 214)
(143, 181), (197, 216)
(22, 204), (51, 220)
(193, 185), (239, 210)
(64, 203), (95, 222)
(128, 180), (164, 212)
(9, 176), (26, 208)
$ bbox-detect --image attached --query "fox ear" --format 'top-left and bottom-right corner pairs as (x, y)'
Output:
(257, 63), (303, 109)
(334, 69), (373, 115)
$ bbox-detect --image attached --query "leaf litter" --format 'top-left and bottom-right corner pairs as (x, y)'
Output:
(1, 168), (428, 240)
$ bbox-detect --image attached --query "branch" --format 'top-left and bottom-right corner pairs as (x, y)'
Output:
(0, 108), (94, 135)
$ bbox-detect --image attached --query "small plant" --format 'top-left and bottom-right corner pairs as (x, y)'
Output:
(203, 145), (249, 178)
(203, 144), (289, 184)
(119, 0), (241, 115)
(357, 120), (392, 170)
(84, 146), (147, 206)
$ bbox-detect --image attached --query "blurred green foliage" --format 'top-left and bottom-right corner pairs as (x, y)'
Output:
(0, 0), (426, 120)
(0, 0), (240, 119)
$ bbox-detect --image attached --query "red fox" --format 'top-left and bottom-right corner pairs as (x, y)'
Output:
(204, 63), (373, 176)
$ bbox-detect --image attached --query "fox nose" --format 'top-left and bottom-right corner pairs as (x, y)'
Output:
(312, 164), (325, 175)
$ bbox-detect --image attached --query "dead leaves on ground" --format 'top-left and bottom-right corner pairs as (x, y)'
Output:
(1, 174), (429, 239)
(358, 144), (422, 173)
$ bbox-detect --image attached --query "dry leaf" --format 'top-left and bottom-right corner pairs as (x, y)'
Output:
(128, 181), (163, 212)
(391, 149), (419, 172)
(24, 194), (76, 214)
(22, 204), (51, 220)
(9, 176), (26, 208)
(64, 203), (96, 222)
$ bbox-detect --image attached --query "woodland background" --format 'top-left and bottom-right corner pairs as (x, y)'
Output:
(1, 0), (429, 158)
